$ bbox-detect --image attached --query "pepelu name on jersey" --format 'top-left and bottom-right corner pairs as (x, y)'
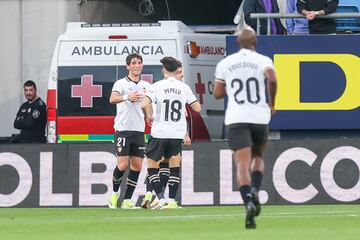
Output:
(71, 45), (164, 56)
(228, 62), (258, 72)
(164, 88), (181, 95)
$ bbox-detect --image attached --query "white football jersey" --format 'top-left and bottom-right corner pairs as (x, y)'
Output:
(112, 77), (151, 132)
(215, 48), (274, 125)
(146, 77), (197, 139)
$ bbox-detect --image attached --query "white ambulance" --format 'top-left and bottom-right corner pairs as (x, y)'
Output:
(46, 21), (225, 143)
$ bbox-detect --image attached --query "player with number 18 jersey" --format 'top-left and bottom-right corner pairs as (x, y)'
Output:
(146, 78), (197, 139)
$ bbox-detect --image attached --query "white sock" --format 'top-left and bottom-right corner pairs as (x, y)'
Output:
(168, 198), (175, 204)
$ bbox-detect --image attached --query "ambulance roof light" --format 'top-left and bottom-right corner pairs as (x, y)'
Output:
(108, 35), (128, 39)
(81, 23), (161, 28)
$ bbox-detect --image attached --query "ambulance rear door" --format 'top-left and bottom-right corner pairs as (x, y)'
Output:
(180, 34), (226, 140)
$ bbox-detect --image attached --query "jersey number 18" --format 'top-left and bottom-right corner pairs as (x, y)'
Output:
(163, 99), (182, 122)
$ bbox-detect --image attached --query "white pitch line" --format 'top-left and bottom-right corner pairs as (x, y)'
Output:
(105, 210), (360, 221)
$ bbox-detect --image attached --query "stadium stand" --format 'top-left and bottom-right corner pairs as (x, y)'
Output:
(336, 0), (360, 33)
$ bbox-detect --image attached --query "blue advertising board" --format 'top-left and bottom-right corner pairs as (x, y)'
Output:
(226, 35), (360, 129)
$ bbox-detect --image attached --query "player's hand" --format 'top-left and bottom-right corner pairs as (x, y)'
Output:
(146, 116), (154, 127)
(183, 134), (191, 146)
(129, 91), (144, 102)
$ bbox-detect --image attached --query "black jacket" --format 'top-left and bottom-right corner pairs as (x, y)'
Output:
(297, 0), (339, 34)
(244, 0), (286, 35)
(14, 97), (47, 143)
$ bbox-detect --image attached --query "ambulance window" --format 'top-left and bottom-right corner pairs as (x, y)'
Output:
(117, 65), (163, 84)
(58, 66), (117, 116)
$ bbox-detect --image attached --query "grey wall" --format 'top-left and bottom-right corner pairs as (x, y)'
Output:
(0, 0), (77, 137)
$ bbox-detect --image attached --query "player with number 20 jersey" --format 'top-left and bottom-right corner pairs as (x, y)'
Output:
(215, 48), (274, 125)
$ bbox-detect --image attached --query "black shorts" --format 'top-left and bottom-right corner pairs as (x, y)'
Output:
(227, 123), (268, 151)
(114, 131), (145, 158)
(145, 137), (183, 161)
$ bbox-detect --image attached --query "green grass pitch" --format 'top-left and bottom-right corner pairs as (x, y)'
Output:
(1, 205), (359, 240)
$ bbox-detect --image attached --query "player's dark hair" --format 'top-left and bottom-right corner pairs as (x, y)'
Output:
(24, 80), (37, 90)
(177, 60), (182, 68)
(126, 53), (143, 66)
(160, 57), (178, 72)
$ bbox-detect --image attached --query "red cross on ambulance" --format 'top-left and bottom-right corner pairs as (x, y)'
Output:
(71, 75), (102, 108)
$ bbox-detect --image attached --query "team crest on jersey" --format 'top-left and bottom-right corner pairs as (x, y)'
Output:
(32, 110), (40, 118)
(117, 147), (122, 153)
(27, 108), (32, 113)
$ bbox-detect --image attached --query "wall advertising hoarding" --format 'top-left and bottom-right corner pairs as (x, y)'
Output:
(1, 140), (359, 207)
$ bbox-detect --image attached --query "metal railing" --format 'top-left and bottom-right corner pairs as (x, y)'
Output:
(250, 12), (360, 35)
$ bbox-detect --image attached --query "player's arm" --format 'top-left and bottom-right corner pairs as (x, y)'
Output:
(213, 79), (226, 99)
(183, 131), (191, 146)
(141, 96), (153, 126)
(109, 91), (143, 104)
(264, 68), (277, 113)
(189, 101), (201, 113)
(109, 91), (127, 104)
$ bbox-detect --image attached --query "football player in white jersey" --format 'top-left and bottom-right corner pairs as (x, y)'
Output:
(214, 28), (277, 229)
(141, 57), (201, 209)
(108, 53), (151, 209)
(140, 61), (192, 209)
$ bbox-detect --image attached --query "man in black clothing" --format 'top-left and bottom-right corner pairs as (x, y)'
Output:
(13, 80), (47, 143)
(243, 0), (286, 35)
(297, 0), (339, 34)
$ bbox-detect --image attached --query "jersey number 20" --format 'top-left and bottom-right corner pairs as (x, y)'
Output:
(163, 99), (182, 122)
(231, 78), (260, 104)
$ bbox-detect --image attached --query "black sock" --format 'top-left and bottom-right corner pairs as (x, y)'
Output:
(112, 167), (124, 192)
(159, 162), (170, 190)
(145, 175), (153, 192)
(148, 168), (164, 199)
(239, 185), (252, 205)
(251, 171), (263, 191)
(124, 170), (140, 199)
(168, 167), (180, 199)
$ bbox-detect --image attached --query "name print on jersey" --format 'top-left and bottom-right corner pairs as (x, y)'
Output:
(228, 62), (259, 72)
(164, 88), (182, 95)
